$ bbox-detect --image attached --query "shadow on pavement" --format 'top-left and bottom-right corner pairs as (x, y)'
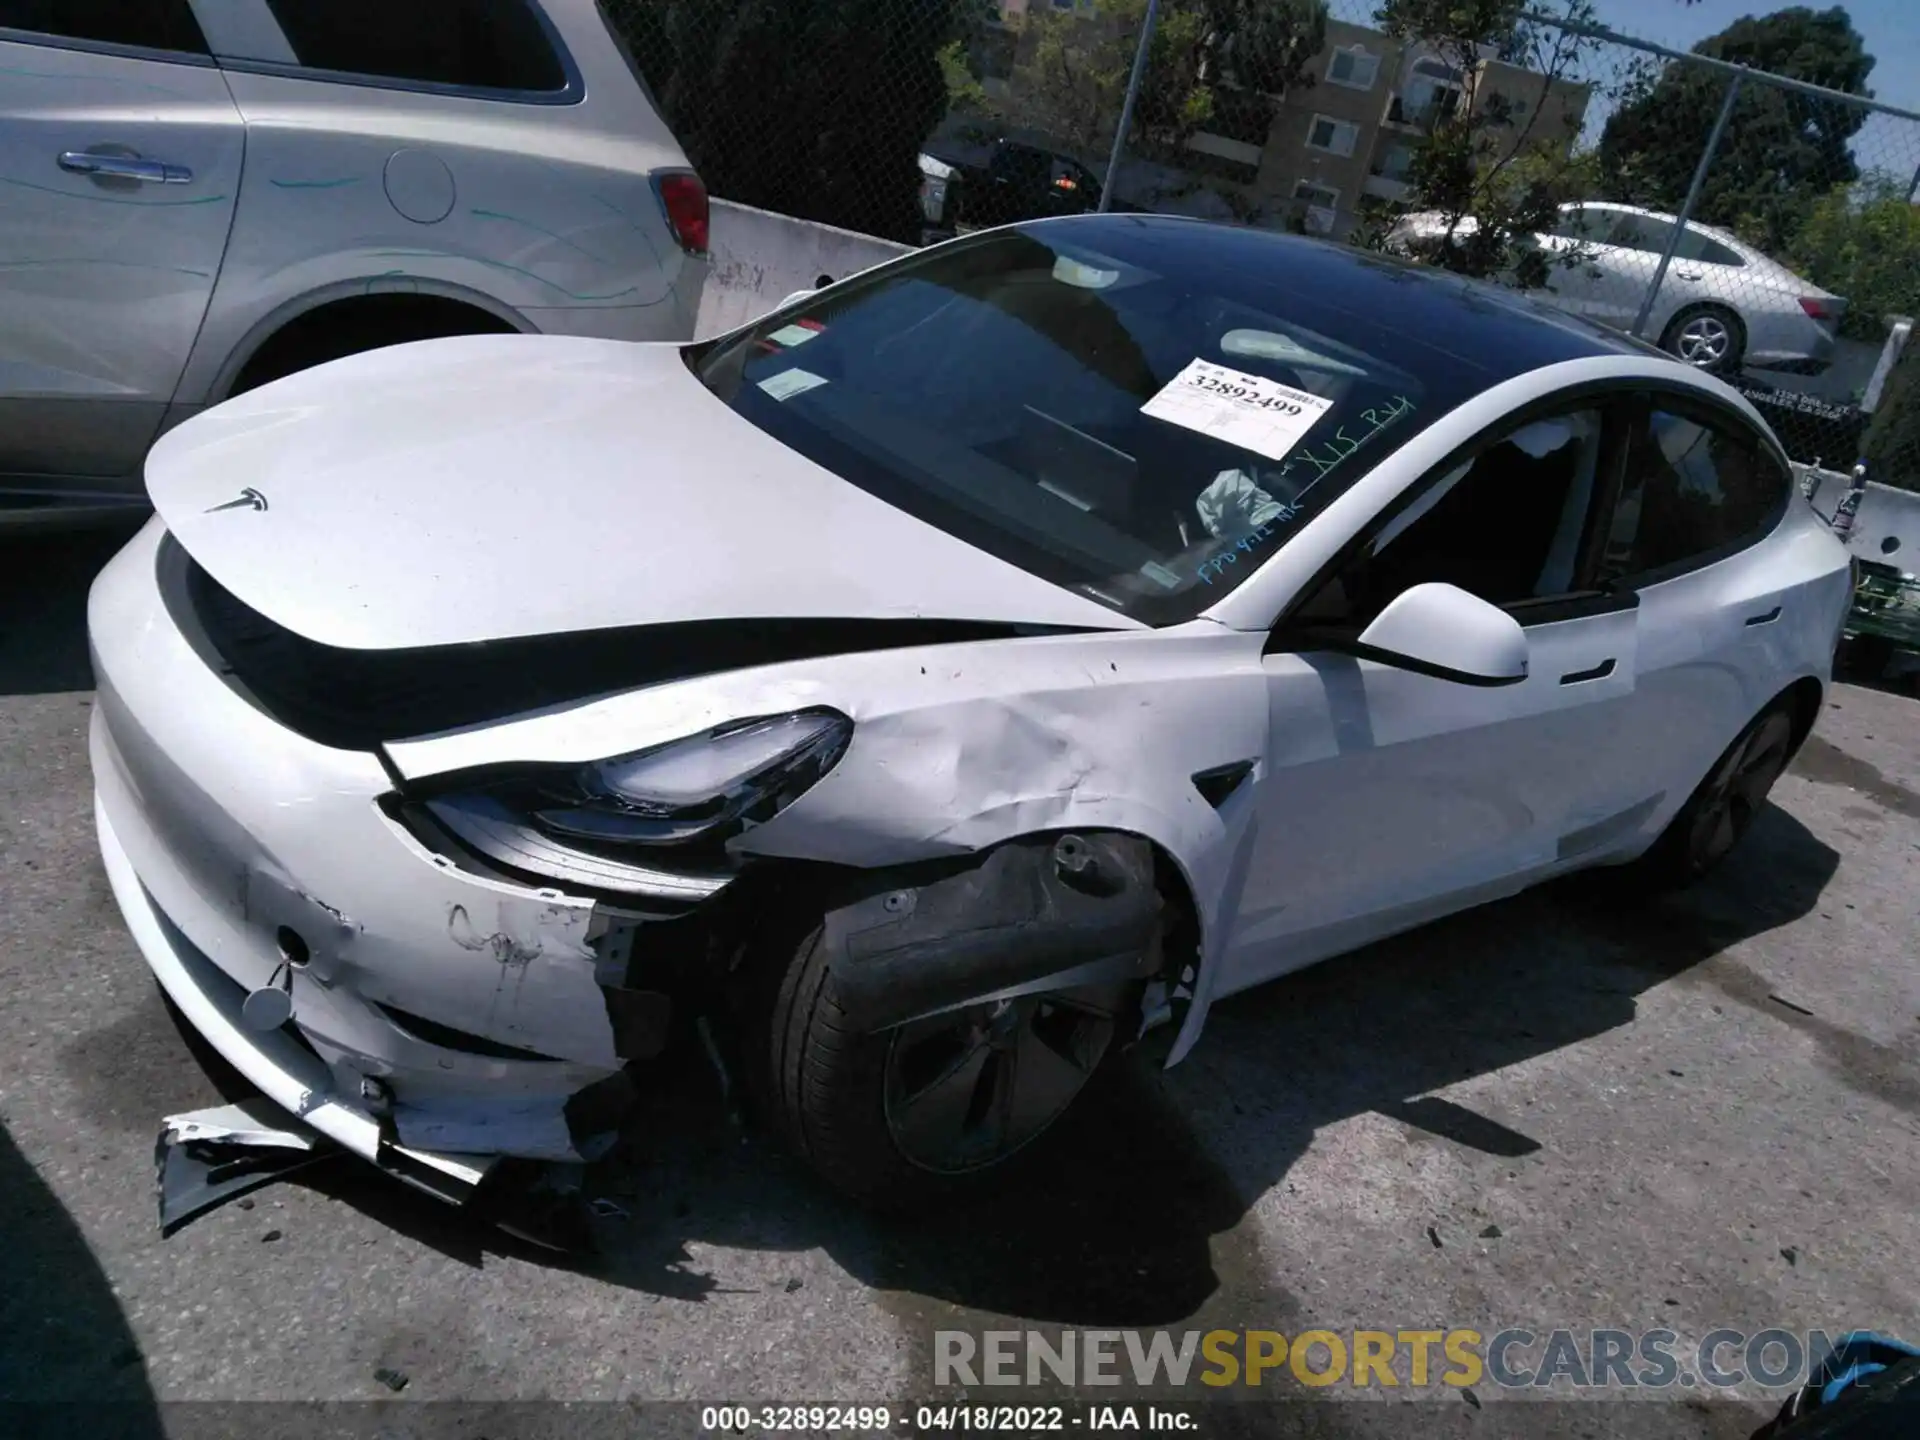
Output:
(0, 524), (143, 697)
(0, 1121), (162, 1436)
(281, 802), (1839, 1397)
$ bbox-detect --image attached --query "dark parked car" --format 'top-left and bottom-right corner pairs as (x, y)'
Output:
(918, 138), (1106, 238)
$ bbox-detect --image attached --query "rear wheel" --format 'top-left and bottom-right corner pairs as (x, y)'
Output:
(748, 924), (1137, 1206)
(1660, 304), (1746, 374)
(1618, 702), (1796, 892)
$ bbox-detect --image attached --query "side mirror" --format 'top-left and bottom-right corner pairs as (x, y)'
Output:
(1354, 583), (1528, 686)
(776, 288), (816, 310)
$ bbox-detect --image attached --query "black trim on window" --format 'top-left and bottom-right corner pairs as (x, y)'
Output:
(1265, 383), (1643, 657)
(1502, 588), (1639, 626)
(0, 23), (214, 66)
(1283, 631), (1529, 688)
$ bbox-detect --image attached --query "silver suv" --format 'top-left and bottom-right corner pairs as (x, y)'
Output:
(0, 0), (707, 528)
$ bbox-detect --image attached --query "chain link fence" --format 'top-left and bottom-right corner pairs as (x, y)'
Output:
(609, 0), (1920, 496)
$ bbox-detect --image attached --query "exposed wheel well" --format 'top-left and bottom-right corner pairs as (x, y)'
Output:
(226, 294), (519, 399)
(1777, 675), (1825, 762)
(1147, 839), (1203, 988)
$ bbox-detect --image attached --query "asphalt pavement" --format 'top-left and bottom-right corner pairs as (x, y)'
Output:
(3, 524), (1917, 1438)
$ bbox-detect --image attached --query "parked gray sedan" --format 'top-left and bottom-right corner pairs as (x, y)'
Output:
(1389, 201), (1847, 377)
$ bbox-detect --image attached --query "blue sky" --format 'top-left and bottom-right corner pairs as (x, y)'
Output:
(1594, 0), (1920, 113)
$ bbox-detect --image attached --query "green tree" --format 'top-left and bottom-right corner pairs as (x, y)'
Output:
(1362, 0), (1599, 286)
(1009, 0), (1327, 163)
(1596, 7), (1876, 255)
(1786, 173), (1920, 343)
(612, 0), (961, 244)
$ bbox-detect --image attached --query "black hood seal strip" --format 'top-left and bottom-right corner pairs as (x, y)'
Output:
(157, 533), (1095, 751)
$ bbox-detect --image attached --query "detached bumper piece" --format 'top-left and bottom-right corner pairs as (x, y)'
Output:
(155, 1099), (339, 1236)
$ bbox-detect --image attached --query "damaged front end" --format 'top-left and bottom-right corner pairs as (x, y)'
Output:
(103, 524), (1191, 1239)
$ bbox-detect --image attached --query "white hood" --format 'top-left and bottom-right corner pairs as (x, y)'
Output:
(148, 335), (1133, 650)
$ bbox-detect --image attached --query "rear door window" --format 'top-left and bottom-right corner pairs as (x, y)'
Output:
(1551, 207), (1615, 245)
(262, 0), (567, 93)
(1, 0), (208, 54)
(1606, 213), (1676, 255)
(1596, 406), (1790, 585)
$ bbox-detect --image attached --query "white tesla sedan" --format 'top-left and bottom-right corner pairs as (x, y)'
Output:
(88, 215), (1853, 1211)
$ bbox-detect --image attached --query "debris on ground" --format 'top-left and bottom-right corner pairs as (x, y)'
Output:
(1427, 1226), (1444, 1249)
(1770, 993), (1817, 1017)
(373, 1367), (409, 1393)
(1480, 1224), (1503, 1239)
(155, 1099), (339, 1235)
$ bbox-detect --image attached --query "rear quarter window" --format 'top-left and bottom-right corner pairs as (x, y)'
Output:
(263, 0), (568, 93)
(1597, 407), (1790, 585)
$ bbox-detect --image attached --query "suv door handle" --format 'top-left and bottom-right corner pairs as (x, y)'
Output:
(1744, 605), (1782, 627)
(59, 151), (193, 184)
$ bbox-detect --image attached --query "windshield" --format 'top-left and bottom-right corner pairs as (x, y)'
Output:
(691, 221), (1476, 623)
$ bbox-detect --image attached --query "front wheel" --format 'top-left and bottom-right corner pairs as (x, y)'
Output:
(1618, 702), (1797, 892)
(748, 925), (1136, 1207)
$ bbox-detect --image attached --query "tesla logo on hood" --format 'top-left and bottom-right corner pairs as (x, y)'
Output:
(206, 487), (269, 514)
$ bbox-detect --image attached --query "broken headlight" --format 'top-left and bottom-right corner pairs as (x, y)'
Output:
(534, 709), (852, 848)
(434, 708), (853, 865)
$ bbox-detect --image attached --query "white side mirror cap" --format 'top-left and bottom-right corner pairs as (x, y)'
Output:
(777, 289), (817, 310)
(1355, 582), (1528, 686)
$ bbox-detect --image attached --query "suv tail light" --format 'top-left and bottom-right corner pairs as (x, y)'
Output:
(653, 171), (709, 256)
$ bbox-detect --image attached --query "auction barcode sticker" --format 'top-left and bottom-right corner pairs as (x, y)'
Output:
(1140, 358), (1333, 462)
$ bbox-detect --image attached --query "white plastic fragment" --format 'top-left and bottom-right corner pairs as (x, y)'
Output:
(162, 1098), (324, 1151)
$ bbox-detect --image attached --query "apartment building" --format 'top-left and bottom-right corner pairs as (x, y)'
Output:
(983, 8), (1591, 236)
(1200, 18), (1592, 236)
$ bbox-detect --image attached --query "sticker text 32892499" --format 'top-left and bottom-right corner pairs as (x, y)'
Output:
(1139, 358), (1334, 464)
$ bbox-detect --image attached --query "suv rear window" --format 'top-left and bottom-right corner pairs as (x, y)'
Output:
(263, 0), (567, 93)
(0, 0), (208, 54)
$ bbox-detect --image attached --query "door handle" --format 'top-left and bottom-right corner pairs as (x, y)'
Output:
(1559, 657), (1616, 685)
(58, 151), (193, 184)
(1675, 268), (1704, 281)
(1744, 605), (1782, 627)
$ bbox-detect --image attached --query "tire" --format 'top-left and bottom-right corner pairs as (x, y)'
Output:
(747, 923), (1137, 1208)
(1615, 701), (1797, 893)
(1660, 304), (1746, 375)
